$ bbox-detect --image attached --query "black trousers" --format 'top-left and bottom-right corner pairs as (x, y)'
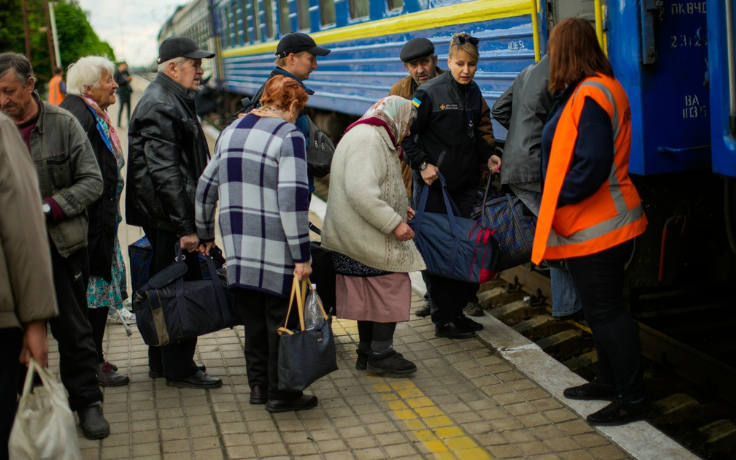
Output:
(232, 287), (302, 400)
(117, 94), (131, 127)
(47, 244), (103, 411)
(88, 307), (109, 363)
(418, 184), (479, 326)
(566, 240), (646, 401)
(143, 227), (200, 380)
(0, 328), (23, 460)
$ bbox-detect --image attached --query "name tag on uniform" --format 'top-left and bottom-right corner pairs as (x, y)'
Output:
(439, 104), (459, 110)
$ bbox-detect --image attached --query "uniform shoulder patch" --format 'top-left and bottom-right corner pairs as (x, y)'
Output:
(411, 97), (421, 108)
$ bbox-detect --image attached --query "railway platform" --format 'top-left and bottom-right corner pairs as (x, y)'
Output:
(49, 80), (697, 460)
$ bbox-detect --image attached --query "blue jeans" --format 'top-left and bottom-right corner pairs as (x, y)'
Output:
(550, 265), (582, 317)
(566, 240), (645, 401)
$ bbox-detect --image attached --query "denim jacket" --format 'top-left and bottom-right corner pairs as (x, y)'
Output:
(30, 93), (103, 257)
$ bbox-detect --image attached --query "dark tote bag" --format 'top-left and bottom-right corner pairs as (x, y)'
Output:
(474, 176), (537, 271)
(133, 243), (240, 346)
(408, 171), (500, 283)
(277, 276), (338, 392)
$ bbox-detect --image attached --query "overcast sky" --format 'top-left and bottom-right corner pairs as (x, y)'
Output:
(76, 0), (188, 67)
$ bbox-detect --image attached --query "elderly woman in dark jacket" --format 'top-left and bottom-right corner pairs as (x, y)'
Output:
(60, 56), (130, 387)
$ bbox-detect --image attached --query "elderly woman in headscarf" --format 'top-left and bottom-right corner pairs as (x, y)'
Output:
(322, 95), (426, 375)
(60, 56), (130, 387)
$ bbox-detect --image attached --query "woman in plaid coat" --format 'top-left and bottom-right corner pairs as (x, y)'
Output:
(196, 76), (316, 413)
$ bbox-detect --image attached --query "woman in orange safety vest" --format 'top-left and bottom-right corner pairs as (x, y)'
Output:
(534, 18), (649, 426)
(48, 67), (66, 106)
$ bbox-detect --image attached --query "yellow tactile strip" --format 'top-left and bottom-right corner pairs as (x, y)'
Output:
(367, 376), (493, 460)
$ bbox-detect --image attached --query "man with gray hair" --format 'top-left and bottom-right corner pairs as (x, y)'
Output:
(0, 52), (109, 440)
(126, 36), (222, 389)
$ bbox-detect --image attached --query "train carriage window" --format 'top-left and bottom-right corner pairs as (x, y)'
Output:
(320, 0), (336, 26)
(238, 0), (248, 45)
(387, 0), (403, 10)
(279, 0), (291, 34)
(252, 0), (263, 42)
(349, 0), (369, 18)
(297, 0), (311, 30)
(264, 0), (275, 38)
(220, 8), (230, 48)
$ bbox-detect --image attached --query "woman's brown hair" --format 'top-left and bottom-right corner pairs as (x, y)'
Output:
(547, 18), (614, 93)
(259, 75), (309, 112)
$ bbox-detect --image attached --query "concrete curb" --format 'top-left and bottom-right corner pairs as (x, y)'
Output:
(309, 193), (698, 460)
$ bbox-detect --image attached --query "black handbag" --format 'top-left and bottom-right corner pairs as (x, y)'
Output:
(277, 276), (338, 392)
(133, 244), (240, 346)
(409, 171), (500, 283)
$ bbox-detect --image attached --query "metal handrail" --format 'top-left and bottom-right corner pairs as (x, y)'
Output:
(594, 0), (605, 52)
(530, 0), (540, 62)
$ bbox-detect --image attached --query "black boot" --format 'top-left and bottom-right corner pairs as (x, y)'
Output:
(77, 402), (110, 440)
(366, 350), (417, 375)
(586, 397), (651, 426)
(356, 348), (369, 370)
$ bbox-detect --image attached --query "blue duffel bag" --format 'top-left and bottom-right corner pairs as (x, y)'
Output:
(409, 171), (500, 283)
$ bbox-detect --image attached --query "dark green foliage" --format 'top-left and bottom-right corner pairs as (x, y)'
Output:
(0, 0), (115, 83)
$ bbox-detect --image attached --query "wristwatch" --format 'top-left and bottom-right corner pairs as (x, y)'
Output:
(419, 161), (428, 171)
(42, 202), (51, 217)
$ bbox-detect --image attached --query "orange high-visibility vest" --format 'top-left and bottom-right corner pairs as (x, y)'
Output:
(48, 75), (65, 106)
(531, 75), (647, 264)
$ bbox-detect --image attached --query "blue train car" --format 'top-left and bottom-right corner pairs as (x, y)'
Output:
(213, 0), (537, 138)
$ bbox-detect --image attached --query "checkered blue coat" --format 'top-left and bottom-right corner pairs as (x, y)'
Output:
(196, 114), (311, 298)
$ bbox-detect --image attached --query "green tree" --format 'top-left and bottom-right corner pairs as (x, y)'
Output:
(0, 0), (115, 85)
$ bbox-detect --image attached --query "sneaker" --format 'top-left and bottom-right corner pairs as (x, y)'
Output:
(97, 361), (130, 387)
(586, 397), (651, 426)
(108, 307), (136, 324)
(553, 309), (585, 322)
(463, 302), (484, 317)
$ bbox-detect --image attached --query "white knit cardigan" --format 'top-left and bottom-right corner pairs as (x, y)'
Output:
(322, 124), (426, 273)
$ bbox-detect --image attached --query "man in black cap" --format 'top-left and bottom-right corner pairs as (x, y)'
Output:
(126, 36), (222, 389)
(390, 37), (495, 320)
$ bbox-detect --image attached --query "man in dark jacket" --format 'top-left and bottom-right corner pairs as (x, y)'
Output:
(113, 61), (133, 127)
(126, 36), (221, 389)
(0, 52), (109, 440)
(492, 55), (582, 321)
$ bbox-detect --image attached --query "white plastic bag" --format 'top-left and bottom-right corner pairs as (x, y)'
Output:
(304, 283), (325, 330)
(9, 358), (82, 460)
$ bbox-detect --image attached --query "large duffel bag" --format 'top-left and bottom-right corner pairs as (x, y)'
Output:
(409, 171), (500, 284)
(132, 244), (240, 346)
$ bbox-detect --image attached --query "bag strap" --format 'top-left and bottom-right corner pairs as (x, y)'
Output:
(413, 171), (462, 238)
(481, 174), (493, 228)
(278, 274), (306, 336)
(205, 255), (233, 323)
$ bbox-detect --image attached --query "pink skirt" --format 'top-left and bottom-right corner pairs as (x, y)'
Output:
(335, 272), (411, 322)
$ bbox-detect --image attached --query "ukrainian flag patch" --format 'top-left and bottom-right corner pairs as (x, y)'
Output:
(411, 97), (421, 108)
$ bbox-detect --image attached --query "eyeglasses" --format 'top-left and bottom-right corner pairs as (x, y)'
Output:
(452, 35), (479, 47)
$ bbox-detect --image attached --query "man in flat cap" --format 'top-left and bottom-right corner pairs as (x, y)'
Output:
(126, 36), (222, 389)
(390, 38), (495, 320)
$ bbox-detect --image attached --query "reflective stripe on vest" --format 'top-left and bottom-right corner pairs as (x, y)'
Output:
(49, 76), (65, 106)
(531, 76), (647, 264)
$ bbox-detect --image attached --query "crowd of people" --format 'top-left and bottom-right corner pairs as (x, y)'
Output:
(0, 17), (651, 460)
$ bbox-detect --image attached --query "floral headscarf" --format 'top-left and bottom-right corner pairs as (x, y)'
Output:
(345, 96), (417, 152)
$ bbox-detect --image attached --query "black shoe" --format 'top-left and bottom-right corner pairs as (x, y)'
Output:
(456, 314), (484, 331)
(249, 385), (267, 404)
(356, 348), (369, 370)
(366, 350), (417, 375)
(77, 403), (110, 440)
(97, 361), (130, 387)
(266, 394), (318, 413)
(435, 321), (475, 339)
(166, 370), (222, 389)
(586, 397), (651, 426)
(415, 303), (431, 317)
(149, 363), (206, 379)
(563, 380), (616, 401)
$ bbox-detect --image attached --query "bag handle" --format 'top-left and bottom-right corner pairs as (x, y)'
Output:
(277, 275), (329, 335)
(413, 171), (462, 238)
(20, 358), (55, 398)
(278, 274), (306, 336)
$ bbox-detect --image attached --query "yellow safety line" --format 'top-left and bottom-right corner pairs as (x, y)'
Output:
(335, 318), (493, 460)
(222, 0), (531, 58)
(368, 376), (494, 460)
